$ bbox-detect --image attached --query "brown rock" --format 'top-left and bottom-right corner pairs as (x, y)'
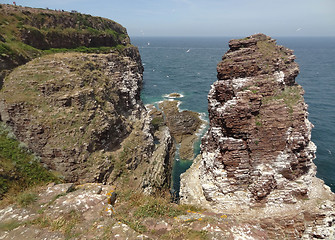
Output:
(158, 100), (203, 160)
(180, 34), (335, 239)
(0, 47), (150, 183)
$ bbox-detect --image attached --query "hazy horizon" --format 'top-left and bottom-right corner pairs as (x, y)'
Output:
(1, 0), (334, 37)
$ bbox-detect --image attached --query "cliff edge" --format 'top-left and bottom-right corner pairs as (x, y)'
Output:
(0, 4), (129, 87)
(0, 4), (173, 193)
(180, 34), (335, 239)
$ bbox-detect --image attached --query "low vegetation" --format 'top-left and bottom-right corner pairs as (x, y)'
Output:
(256, 40), (290, 72)
(263, 85), (302, 113)
(0, 123), (59, 201)
(113, 188), (207, 238)
(0, 3), (130, 79)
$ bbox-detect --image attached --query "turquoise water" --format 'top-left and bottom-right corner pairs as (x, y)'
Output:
(132, 36), (335, 193)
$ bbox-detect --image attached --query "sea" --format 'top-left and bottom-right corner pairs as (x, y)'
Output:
(131, 36), (335, 195)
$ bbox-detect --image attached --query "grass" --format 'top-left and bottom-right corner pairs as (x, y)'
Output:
(255, 114), (262, 127)
(0, 123), (59, 200)
(0, 220), (22, 231)
(0, 4), (130, 79)
(30, 210), (82, 239)
(151, 116), (164, 131)
(256, 40), (290, 73)
(16, 191), (38, 207)
(162, 229), (209, 240)
(114, 189), (205, 234)
(262, 86), (302, 114)
(43, 44), (126, 55)
(134, 197), (183, 218)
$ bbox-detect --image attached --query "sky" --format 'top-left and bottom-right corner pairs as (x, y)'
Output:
(1, 0), (334, 37)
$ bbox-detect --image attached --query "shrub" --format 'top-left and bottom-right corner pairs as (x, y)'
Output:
(17, 192), (38, 207)
(151, 117), (164, 131)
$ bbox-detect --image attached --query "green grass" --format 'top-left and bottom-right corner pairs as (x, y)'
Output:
(30, 210), (82, 239)
(262, 86), (302, 113)
(134, 197), (183, 218)
(162, 229), (209, 240)
(151, 116), (164, 131)
(114, 189), (205, 234)
(16, 191), (38, 207)
(43, 45), (124, 54)
(0, 5), (130, 74)
(0, 123), (59, 200)
(256, 40), (289, 69)
(0, 220), (22, 231)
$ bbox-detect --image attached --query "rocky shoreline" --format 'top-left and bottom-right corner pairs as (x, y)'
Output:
(1, 4), (334, 239)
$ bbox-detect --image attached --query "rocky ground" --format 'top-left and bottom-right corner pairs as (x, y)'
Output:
(0, 182), (242, 240)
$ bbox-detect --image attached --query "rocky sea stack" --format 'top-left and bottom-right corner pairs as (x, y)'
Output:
(180, 34), (335, 239)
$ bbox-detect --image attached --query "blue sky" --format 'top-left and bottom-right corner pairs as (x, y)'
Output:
(1, 0), (334, 37)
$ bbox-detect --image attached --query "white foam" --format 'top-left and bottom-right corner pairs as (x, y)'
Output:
(196, 113), (209, 137)
(163, 92), (184, 99)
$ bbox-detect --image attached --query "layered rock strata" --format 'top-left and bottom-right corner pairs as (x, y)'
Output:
(1, 47), (142, 182)
(0, 4), (129, 87)
(0, 40), (172, 193)
(180, 34), (335, 238)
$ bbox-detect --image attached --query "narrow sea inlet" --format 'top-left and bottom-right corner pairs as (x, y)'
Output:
(133, 36), (335, 193)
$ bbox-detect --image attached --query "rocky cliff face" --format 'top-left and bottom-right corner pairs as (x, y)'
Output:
(0, 5), (173, 193)
(180, 34), (335, 239)
(0, 47), (147, 183)
(0, 4), (129, 87)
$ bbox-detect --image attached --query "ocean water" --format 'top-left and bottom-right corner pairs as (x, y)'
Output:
(131, 36), (335, 193)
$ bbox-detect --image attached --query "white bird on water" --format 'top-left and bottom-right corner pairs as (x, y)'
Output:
(186, 49), (191, 53)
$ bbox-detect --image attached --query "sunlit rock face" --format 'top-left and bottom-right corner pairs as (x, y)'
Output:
(180, 34), (335, 239)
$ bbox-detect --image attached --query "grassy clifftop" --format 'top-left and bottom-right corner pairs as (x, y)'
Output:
(0, 4), (130, 85)
(0, 4), (136, 199)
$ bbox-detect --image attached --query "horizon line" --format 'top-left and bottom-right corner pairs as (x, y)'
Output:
(130, 35), (335, 38)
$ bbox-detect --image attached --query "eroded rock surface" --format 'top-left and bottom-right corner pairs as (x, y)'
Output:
(180, 34), (335, 239)
(0, 183), (149, 240)
(0, 47), (150, 183)
(0, 45), (173, 194)
(158, 100), (204, 160)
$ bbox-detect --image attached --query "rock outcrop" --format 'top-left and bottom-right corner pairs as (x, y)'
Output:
(180, 34), (335, 239)
(0, 47), (149, 183)
(0, 5), (173, 194)
(0, 4), (129, 87)
(158, 100), (204, 160)
(0, 183), (150, 239)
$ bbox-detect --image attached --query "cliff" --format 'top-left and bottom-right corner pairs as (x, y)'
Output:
(0, 4), (173, 194)
(180, 34), (335, 239)
(0, 6), (208, 240)
(0, 4), (129, 87)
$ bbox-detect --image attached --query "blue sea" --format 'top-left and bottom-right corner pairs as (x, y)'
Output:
(131, 36), (335, 194)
